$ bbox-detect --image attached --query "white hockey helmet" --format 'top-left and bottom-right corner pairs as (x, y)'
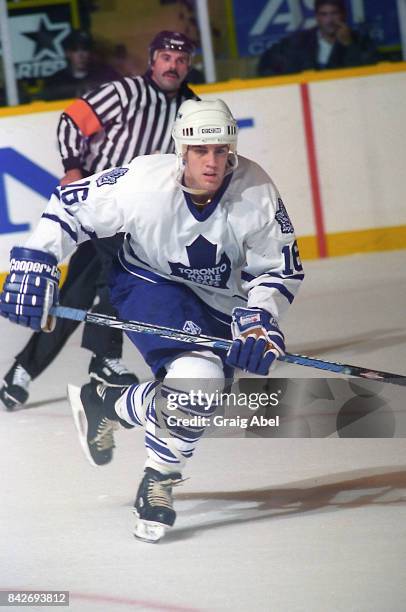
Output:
(172, 99), (238, 156)
(172, 99), (238, 194)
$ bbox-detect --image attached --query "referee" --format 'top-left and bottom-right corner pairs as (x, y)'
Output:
(0, 31), (199, 410)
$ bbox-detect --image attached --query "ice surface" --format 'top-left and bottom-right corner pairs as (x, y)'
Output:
(1, 250), (405, 611)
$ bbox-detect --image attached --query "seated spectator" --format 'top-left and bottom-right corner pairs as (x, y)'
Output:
(41, 30), (120, 101)
(186, 64), (205, 84)
(257, 0), (378, 77)
(109, 44), (140, 77)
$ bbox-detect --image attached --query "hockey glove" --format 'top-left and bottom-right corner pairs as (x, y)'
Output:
(0, 247), (60, 332)
(226, 307), (285, 375)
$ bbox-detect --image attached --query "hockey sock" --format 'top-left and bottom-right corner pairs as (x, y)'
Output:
(144, 351), (225, 474)
(113, 381), (160, 428)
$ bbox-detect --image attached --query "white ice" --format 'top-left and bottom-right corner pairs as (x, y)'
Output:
(1, 250), (405, 612)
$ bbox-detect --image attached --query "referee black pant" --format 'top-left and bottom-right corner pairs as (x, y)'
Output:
(15, 236), (124, 380)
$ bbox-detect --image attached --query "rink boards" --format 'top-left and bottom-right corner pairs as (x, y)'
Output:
(0, 63), (405, 279)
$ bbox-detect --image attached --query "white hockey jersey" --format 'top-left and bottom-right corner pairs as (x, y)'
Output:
(26, 154), (304, 321)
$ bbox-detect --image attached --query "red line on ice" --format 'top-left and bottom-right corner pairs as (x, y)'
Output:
(0, 588), (200, 611)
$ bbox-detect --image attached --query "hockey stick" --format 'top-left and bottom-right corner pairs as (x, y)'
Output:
(50, 305), (406, 386)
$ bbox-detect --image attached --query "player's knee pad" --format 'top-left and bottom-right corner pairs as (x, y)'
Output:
(165, 350), (225, 379)
(164, 350), (225, 415)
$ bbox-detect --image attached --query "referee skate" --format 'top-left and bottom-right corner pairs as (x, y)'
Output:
(68, 383), (118, 467)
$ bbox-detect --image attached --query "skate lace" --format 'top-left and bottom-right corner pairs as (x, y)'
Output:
(91, 417), (118, 451)
(11, 364), (31, 389)
(103, 358), (131, 375)
(148, 477), (183, 509)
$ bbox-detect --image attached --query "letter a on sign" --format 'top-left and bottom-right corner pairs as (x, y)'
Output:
(250, 0), (303, 36)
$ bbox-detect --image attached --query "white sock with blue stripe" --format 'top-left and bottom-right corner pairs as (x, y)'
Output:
(113, 380), (160, 427)
(144, 351), (225, 474)
(111, 352), (226, 475)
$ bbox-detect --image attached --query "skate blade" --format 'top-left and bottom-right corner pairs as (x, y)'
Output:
(67, 384), (98, 468)
(0, 390), (18, 411)
(132, 511), (169, 543)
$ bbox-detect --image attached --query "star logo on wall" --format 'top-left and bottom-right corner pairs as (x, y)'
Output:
(22, 14), (70, 61)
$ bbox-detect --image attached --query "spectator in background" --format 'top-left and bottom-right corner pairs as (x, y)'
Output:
(109, 44), (140, 77)
(186, 64), (205, 84)
(257, 0), (378, 77)
(42, 30), (119, 101)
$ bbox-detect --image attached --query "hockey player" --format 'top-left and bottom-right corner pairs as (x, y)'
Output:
(0, 30), (197, 410)
(0, 99), (304, 542)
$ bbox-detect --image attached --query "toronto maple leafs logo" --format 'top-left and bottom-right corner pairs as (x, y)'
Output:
(96, 167), (129, 187)
(275, 198), (294, 234)
(169, 235), (231, 289)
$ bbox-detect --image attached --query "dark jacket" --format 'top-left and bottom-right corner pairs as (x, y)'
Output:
(257, 26), (378, 77)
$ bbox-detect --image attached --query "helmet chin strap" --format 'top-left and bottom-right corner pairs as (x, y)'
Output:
(174, 152), (238, 195)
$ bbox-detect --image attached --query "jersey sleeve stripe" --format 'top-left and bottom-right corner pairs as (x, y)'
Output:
(241, 271), (255, 281)
(79, 226), (98, 240)
(63, 210), (97, 240)
(257, 282), (295, 303)
(232, 294), (248, 302)
(242, 270), (304, 282)
(41, 213), (78, 242)
(267, 271), (305, 280)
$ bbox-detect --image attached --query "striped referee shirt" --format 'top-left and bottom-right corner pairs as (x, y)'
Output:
(57, 72), (198, 175)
